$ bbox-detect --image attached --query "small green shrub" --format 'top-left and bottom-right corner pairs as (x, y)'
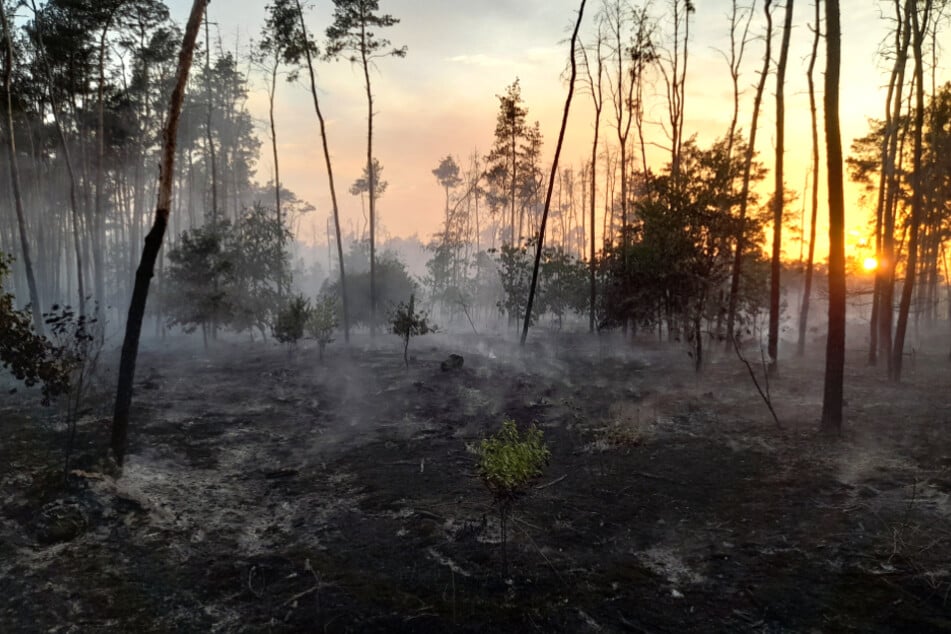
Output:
(306, 294), (338, 360)
(477, 418), (550, 577)
(478, 419), (550, 497)
(273, 294), (310, 347)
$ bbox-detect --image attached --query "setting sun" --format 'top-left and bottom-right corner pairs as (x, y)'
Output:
(863, 257), (878, 271)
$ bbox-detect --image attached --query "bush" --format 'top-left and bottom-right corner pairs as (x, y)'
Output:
(306, 294), (338, 360)
(477, 418), (550, 577)
(0, 253), (69, 403)
(273, 294), (311, 347)
(478, 419), (550, 498)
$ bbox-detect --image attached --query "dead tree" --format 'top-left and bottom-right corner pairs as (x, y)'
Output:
(521, 0), (586, 345)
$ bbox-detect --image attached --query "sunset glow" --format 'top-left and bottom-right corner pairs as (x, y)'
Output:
(863, 257), (878, 272)
(162, 0), (938, 261)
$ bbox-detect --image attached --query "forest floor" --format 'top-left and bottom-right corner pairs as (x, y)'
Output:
(2, 327), (951, 633)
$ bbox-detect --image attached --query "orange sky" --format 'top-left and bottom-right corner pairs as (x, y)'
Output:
(171, 0), (949, 263)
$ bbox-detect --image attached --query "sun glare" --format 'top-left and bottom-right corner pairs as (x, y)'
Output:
(862, 257), (878, 271)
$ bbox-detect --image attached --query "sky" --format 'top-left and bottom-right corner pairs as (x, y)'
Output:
(166, 0), (950, 262)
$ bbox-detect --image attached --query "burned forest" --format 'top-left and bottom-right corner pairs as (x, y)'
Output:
(2, 0), (951, 631)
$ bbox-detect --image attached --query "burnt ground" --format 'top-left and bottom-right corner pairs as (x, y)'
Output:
(1, 329), (950, 633)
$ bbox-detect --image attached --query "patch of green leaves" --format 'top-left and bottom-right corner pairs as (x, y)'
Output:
(478, 419), (550, 499)
(0, 254), (70, 404)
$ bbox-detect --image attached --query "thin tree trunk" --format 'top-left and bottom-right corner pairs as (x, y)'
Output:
(797, 0), (820, 357)
(580, 31), (604, 333)
(821, 0), (846, 434)
(95, 13), (118, 317)
(1, 8), (43, 336)
(521, 0), (586, 345)
(726, 0), (773, 348)
(360, 22), (377, 334)
(268, 52), (283, 298)
(891, 0), (931, 381)
(204, 12), (218, 227)
(768, 0), (793, 372)
(112, 0), (207, 468)
(294, 0), (349, 342)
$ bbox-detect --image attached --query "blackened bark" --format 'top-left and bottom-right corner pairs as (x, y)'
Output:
(521, 0), (586, 345)
(821, 0), (846, 434)
(112, 0), (208, 468)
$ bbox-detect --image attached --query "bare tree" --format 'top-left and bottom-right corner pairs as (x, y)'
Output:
(659, 0), (694, 179)
(725, 0), (774, 347)
(768, 0), (794, 372)
(522, 0), (587, 346)
(578, 19), (606, 333)
(112, 0), (208, 467)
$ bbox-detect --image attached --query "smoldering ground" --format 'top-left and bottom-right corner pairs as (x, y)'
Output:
(2, 326), (950, 632)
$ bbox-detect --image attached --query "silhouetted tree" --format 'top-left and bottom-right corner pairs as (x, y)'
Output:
(264, 0), (350, 342)
(821, 0), (845, 434)
(768, 0), (793, 372)
(797, 0), (821, 357)
(726, 0), (774, 348)
(325, 0), (406, 334)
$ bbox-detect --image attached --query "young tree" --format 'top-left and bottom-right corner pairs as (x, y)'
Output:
(264, 0), (350, 342)
(112, 0), (208, 468)
(391, 293), (434, 366)
(325, 0), (406, 334)
(821, 0), (845, 434)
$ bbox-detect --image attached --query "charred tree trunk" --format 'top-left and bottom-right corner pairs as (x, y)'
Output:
(891, 0), (931, 382)
(880, 0), (913, 373)
(521, 0), (586, 345)
(768, 0), (793, 372)
(112, 0), (208, 468)
(821, 0), (846, 435)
